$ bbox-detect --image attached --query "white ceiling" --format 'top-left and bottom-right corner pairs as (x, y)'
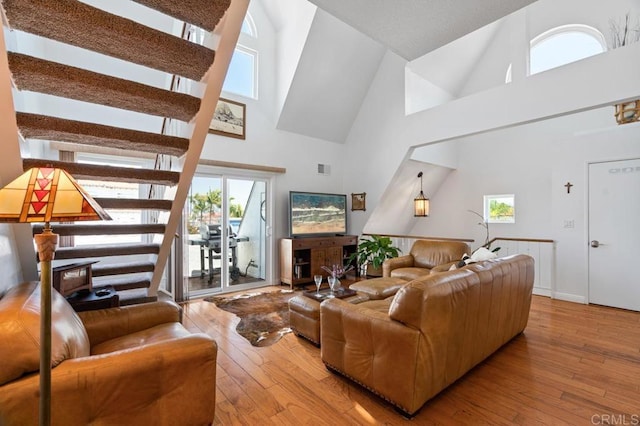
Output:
(407, 19), (504, 96)
(266, 0), (540, 143)
(307, 0), (537, 60)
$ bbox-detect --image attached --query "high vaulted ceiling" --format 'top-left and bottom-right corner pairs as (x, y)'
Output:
(307, 0), (537, 60)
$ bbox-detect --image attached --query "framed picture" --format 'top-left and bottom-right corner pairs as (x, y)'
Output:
(351, 192), (366, 211)
(208, 97), (246, 139)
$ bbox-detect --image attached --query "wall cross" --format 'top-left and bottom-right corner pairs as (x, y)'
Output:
(564, 182), (573, 194)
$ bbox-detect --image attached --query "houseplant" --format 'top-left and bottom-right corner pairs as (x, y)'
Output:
(349, 235), (401, 277)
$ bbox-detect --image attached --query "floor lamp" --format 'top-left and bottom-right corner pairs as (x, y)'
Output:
(0, 167), (111, 426)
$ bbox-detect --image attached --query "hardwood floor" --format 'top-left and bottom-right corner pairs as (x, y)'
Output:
(181, 287), (640, 425)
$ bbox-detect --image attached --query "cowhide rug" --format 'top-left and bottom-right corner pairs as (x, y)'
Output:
(205, 289), (297, 347)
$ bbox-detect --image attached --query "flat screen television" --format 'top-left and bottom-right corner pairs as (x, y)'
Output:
(289, 191), (347, 237)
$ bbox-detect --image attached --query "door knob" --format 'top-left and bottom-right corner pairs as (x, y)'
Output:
(590, 240), (600, 248)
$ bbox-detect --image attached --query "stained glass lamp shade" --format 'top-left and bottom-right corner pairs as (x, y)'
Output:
(0, 167), (110, 223)
(0, 167), (110, 426)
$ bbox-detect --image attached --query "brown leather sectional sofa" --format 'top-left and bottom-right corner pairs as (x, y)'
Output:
(0, 281), (217, 425)
(321, 254), (535, 416)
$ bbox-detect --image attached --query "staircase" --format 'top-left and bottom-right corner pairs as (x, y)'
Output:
(1, 0), (249, 304)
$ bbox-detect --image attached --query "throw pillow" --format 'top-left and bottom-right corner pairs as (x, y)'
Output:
(470, 247), (498, 262)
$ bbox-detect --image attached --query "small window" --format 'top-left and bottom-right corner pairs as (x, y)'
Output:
(530, 25), (606, 75)
(484, 194), (515, 224)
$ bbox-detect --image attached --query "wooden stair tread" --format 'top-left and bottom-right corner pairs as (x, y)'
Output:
(3, 0), (214, 81)
(94, 275), (151, 291)
(5, 0), (240, 307)
(92, 261), (155, 276)
(93, 198), (173, 211)
(114, 288), (157, 306)
(132, 0), (230, 32)
(8, 52), (200, 122)
(53, 243), (160, 260)
(17, 113), (189, 157)
(23, 158), (180, 186)
(33, 223), (166, 236)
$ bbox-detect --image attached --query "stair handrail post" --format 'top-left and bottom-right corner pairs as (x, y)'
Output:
(149, 0), (250, 294)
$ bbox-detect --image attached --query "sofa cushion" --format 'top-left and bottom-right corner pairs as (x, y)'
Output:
(389, 267), (431, 281)
(389, 269), (477, 329)
(349, 277), (407, 300)
(357, 297), (394, 314)
(0, 282), (90, 385)
(410, 240), (470, 269)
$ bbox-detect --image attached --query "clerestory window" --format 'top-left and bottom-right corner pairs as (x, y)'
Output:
(529, 24), (606, 75)
(223, 14), (258, 99)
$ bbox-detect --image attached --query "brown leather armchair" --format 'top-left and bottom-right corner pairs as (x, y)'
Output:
(0, 282), (217, 425)
(382, 239), (470, 280)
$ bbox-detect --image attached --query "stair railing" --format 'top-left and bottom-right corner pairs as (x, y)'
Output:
(363, 233), (555, 296)
(487, 237), (555, 296)
(147, 21), (190, 204)
(147, 21), (212, 215)
(362, 233), (475, 257)
(149, 0), (250, 295)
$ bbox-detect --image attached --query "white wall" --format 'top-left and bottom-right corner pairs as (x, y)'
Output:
(343, 51), (413, 234)
(267, 0), (317, 117)
(345, 27), (640, 303)
(549, 121), (639, 302)
(277, 9), (385, 143)
(458, 0), (640, 97)
(201, 1), (348, 243)
(0, 225), (24, 293)
(0, 26), (36, 286)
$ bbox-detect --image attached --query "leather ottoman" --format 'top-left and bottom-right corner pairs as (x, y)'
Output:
(289, 292), (369, 346)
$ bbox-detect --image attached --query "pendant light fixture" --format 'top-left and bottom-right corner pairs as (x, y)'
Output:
(414, 171), (429, 217)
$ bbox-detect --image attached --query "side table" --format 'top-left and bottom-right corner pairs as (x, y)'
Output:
(66, 286), (120, 312)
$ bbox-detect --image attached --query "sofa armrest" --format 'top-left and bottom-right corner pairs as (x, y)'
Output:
(78, 299), (182, 346)
(320, 299), (422, 414)
(0, 334), (217, 426)
(382, 254), (414, 277)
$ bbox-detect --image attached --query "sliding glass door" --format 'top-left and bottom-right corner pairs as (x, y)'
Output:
(183, 170), (269, 298)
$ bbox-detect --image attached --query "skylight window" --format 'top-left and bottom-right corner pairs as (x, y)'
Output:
(529, 25), (606, 75)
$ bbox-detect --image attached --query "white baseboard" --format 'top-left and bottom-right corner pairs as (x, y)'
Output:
(551, 291), (587, 304)
(532, 287), (551, 297)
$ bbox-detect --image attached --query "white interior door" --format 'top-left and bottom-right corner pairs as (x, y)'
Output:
(588, 158), (640, 311)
